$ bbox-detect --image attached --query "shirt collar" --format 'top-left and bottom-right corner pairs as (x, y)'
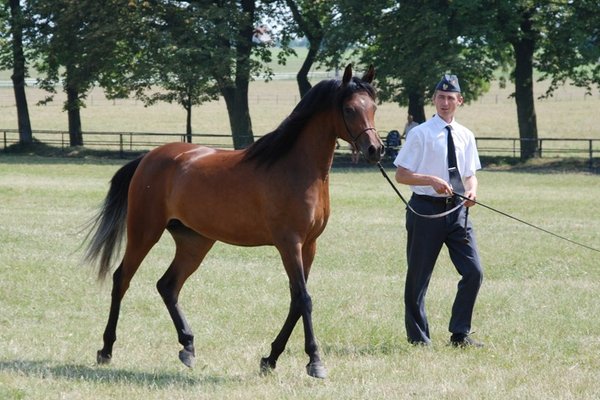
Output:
(432, 114), (456, 131)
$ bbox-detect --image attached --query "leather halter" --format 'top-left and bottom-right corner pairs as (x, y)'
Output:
(340, 106), (380, 154)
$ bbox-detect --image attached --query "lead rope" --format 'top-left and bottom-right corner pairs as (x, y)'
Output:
(377, 162), (600, 254)
(376, 162), (464, 219)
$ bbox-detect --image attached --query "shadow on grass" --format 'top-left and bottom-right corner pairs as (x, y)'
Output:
(0, 358), (241, 388)
(0, 140), (144, 165)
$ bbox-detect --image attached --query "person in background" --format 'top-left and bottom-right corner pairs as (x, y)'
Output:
(403, 114), (419, 139)
(393, 74), (484, 348)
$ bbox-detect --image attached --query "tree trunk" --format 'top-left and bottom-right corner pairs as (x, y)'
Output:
(407, 90), (426, 123)
(185, 97), (192, 143)
(217, 0), (254, 150)
(512, 11), (538, 160)
(296, 42), (319, 98)
(286, 0), (323, 98)
(9, 0), (33, 144)
(222, 85), (254, 149)
(66, 85), (83, 147)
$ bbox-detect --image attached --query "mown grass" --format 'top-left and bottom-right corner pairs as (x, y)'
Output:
(0, 155), (599, 399)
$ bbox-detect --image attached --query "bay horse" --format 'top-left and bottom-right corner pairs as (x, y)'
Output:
(84, 64), (383, 379)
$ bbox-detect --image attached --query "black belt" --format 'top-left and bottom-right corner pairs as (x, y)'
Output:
(412, 193), (456, 205)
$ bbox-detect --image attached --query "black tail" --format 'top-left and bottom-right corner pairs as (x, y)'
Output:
(83, 156), (143, 281)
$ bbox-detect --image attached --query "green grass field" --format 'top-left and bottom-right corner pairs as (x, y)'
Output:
(1, 48), (599, 398)
(1, 156), (599, 399)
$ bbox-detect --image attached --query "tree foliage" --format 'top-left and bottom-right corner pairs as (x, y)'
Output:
(467, 0), (600, 158)
(2, 0), (598, 155)
(354, 0), (498, 124)
(106, 1), (222, 143)
(345, 0), (599, 159)
(29, 0), (135, 146)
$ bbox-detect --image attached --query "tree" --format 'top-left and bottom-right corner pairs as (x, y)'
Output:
(108, 0), (221, 143)
(346, 1), (599, 160)
(116, 0), (278, 150)
(281, 0), (328, 97)
(450, 0), (600, 159)
(280, 0), (376, 99)
(213, 0), (262, 149)
(30, 0), (134, 146)
(355, 1), (497, 124)
(0, 0), (33, 144)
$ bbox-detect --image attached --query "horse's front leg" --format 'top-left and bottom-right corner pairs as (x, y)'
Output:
(259, 288), (302, 373)
(261, 240), (326, 378)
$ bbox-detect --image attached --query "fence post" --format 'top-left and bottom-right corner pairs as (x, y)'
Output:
(590, 140), (593, 171)
(3, 131), (6, 149)
(119, 134), (124, 158)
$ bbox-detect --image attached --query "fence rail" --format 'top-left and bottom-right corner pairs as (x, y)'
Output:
(2, 129), (598, 169)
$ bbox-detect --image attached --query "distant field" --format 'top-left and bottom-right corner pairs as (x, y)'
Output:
(1, 47), (599, 142)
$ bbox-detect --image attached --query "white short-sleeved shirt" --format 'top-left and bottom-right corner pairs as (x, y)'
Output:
(393, 114), (481, 197)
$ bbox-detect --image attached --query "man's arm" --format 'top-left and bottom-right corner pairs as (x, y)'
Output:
(395, 166), (453, 196)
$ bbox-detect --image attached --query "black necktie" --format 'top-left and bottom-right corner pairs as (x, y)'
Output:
(446, 126), (465, 195)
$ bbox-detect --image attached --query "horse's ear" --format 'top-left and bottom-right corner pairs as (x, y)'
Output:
(362, 65), (375, 83)
(342, 64), (353, 85)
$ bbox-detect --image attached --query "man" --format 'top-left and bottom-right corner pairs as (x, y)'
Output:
(393, 74), (484, 347)
(403, 114), (419, 139)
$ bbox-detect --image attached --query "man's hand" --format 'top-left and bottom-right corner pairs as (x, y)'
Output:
(431, 176), (453, 196)
(462, 175), (478, 207)
(462, 190), (477, 207)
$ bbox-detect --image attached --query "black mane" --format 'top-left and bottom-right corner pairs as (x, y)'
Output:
(242, 76), (376, 168)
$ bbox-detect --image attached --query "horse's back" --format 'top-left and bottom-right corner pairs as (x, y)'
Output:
(126, 143), (230, 223)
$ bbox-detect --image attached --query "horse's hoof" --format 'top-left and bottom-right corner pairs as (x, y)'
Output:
(96, 350), (111, 365)
(260, 357), (276, 375)
(179, 349), (195, 368)
(306, 361), (327, 379)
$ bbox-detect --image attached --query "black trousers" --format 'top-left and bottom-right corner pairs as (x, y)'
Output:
(404, 194), (483, 344)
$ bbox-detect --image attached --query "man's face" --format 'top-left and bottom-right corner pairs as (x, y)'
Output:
(433, 91), (463, 121)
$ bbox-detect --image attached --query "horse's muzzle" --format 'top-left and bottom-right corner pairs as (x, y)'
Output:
(364, 143), (385, 163)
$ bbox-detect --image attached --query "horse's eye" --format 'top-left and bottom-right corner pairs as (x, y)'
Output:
(343, 106), (355, 116)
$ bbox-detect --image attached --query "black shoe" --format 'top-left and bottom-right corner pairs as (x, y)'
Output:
(450, 333), (484, 348)
(408, 339), (431, 347)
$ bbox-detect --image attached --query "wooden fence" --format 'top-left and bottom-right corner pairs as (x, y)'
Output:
(2, 128), (598, 169)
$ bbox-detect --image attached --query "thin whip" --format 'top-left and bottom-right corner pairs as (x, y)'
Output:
(377, 162), (600, 254)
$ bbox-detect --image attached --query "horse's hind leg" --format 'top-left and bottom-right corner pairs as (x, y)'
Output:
(97, 236), (160, 364)
(157, 221), (215, 368)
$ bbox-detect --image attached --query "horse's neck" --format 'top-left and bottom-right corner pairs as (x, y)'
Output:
(294, 115), (339, 179)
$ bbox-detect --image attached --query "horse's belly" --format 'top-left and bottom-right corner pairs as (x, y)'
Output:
(169, 173), (273, 246)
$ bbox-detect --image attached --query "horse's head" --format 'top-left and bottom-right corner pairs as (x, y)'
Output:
(337, 64), (384, 163)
